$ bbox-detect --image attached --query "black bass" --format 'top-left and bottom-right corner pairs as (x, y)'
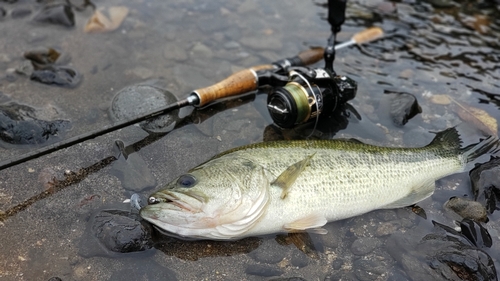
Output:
(140, 128), (498, 240)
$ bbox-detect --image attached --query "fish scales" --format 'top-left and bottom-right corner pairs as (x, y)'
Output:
(222, 142), (460, 235)
(140, 128), (498, 240)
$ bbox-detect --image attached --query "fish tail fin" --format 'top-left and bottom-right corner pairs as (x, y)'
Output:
(426, 127), (463, 151)
(461, 135), (500, 163)
(426, 127), (499, 162)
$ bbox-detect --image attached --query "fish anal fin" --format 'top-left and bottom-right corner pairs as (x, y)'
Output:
(283, 213), (327, 232)
(272, 153), (316, 199)
(383, 180), (436, 209)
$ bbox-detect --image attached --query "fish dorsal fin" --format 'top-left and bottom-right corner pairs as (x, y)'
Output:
(383, 179), (435, 209)
(272, 153), (316, 199)
(283, 213), (327, 233)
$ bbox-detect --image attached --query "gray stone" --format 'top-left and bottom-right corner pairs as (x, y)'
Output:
(224, 41), (241, 49)
(445, 197), (488, 222)
(290, 249), (309, 268)
(350, 237), (381, 256)
(127, 66), (154, 79)
(245, 264), (283, 277)
(248, 239), (286, 264)
(163, 42), (188, 62)
(354, 258), (391, 281)
(79, 210), (153, 257)
(375, 221), (400, 237)
(190, 42), (213, 59)
(110, 82), (180, 134)
(240, 35), (283, 51)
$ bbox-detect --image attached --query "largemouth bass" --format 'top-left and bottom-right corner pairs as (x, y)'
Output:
(140, 128), (498, 240)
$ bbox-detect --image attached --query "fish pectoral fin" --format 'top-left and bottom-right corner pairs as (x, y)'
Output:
(283, 213), (327, 233)
(383, 179), (436, 209)
(272, 153), (316, 199)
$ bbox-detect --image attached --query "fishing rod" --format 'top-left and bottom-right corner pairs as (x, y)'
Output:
(0, 27), (383, 171)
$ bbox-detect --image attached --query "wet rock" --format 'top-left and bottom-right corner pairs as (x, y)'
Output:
(375, 221), (400, 236)
(354, 257), (392, 281)
(470, 156), (500, 214)
(375, 210), (398, 221)
(249, 239), (286, 264)
(11, 7), (32, 19)
(245, 264), (284, 277)
(33, 4), (75, 27)
(110, 82), (180, 134)
(240, 34), (283, 51)
(350, 237), (381, 256)
(347, 215), (380, 238)
(109, 260), (177, 281)
(386, 268), (411, 281)
(387, 221), (497, 280)
(24, 47), (64, 68)
(126, 66), (154, 80)
(459, 219), (492, 248)
(110, 140), (157, 192)
(30, 65), (81, 87)
(190, 42), (213, 59)
(444, 196), (488, 222)
(224, 41), (241, 49)
(163, 42), (188, 62)
(385, 92), (422, 126)
(196, 16), (228, 33)
(290, 249), (309, 268)
(15, 61), (35, 76)
(0, 102), (70, 146)
(79, 209), (153, 257)
(269, 277), (307, 281)
(173, 64), (214, 91)
(153, 235), (261, 261)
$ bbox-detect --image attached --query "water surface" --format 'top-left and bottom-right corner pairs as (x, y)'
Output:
(1, 0), (499, 280)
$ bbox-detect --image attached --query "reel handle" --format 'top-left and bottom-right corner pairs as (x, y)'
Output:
(191, 48), (325, 107)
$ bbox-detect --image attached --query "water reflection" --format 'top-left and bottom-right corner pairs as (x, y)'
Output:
(1, 0), (500, 280)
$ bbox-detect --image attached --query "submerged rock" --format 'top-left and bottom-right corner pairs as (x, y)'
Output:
(110, 82), (180, 134)
(245, 264), (284, 277)
(11, 7), (32, 19)
(79, 209), (153, 257)
(108, 260), (177, 281)
(24, 47), (62, 67)
(23, 47), (80, 87)
(30, 65), (81, 87)
(385, 91), (422, 126)
(387, 221), (497, 280)
(444, 196), (488, 222)
(469, 156), (500, 214)
(0, 102), (70, 146)
(32, 3), (75, 27)
(0, 7), (6, 19)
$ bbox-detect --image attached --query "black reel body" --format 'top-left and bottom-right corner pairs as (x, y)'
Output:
(265, 67), (357, 128)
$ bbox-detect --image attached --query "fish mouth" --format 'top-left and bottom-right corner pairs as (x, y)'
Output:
(148, 190), (204, 213)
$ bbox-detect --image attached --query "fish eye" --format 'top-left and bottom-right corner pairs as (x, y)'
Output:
(177, 174), (197, 188)
(148, 197), (159, 204)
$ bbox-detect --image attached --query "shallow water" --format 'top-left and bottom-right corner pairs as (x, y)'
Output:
(1, 0), (499, 280)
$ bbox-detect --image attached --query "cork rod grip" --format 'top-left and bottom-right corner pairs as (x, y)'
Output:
(193, 64), (273, 107)
(297, 47), (325, 65)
